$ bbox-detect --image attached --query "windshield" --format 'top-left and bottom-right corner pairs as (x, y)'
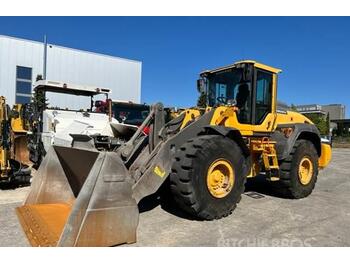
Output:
(44, 92), (107, 112)
(207, 68), (244, 106)
(112, 104), (150, 126)
(205, 67), (252, 123)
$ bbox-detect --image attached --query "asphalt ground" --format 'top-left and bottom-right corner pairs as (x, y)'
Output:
(0, 148), (349, 247)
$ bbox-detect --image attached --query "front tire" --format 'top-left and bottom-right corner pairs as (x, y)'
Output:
(274, 139), (319, 198)
(169, 135), (249, 220)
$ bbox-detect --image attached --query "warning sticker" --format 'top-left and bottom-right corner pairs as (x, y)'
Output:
(153, 165), (166, 178)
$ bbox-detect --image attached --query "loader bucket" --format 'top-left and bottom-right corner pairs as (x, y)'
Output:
(13, 135), (30, 165)
(16, 145), (139, 247)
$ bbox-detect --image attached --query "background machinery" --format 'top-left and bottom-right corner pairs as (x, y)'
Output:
(16, 60), (332, 246)
(24, 80), (147, 166)
(93, 100), (150, 150)
(112, 100), (150, 127)
(0, 96), (31, 186)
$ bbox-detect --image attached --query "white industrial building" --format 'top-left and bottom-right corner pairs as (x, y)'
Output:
(0, 35), (142, 107)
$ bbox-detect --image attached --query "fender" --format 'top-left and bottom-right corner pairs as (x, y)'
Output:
(271, 123), (321, 160)
(199, 125), (250, 157)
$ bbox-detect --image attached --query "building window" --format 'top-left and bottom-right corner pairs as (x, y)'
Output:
(16, 66), (32, 104)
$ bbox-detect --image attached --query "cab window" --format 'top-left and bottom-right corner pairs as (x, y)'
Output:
(255, 71), (273, 124)
(207, 69), (243, 106)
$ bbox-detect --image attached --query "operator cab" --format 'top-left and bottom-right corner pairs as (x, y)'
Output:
(198, 60), (281, 126)
(111, 101), (150, 126)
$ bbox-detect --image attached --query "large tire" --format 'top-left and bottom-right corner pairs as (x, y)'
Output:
(169, 135), (249, 220)
(274, 139), (318, 199)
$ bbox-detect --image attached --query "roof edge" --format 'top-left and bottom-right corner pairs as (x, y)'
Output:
(200, 59), (282, 75)
(0, 34), (142, 64)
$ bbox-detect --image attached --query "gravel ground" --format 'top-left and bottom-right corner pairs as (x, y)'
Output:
(0, 148), (349, 247)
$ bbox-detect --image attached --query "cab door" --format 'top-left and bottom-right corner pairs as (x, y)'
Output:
(250, 69), (277, 134)
(222, 68), (277, 135)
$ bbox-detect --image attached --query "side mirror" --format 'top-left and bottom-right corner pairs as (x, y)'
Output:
(197, 79), (206, 93)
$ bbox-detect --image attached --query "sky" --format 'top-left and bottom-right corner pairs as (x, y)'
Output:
(0, 17), (349, 117)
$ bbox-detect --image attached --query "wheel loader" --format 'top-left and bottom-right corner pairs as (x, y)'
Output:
(0, 96), (31, 186)
(16, 60), (332, 247)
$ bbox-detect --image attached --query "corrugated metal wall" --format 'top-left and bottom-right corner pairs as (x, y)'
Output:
(0, 35), (142, 107)
(0, 36), (43, 104)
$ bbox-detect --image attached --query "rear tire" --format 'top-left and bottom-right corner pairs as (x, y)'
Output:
(274, 139), (318, 198)
(170, 135), (249, 220)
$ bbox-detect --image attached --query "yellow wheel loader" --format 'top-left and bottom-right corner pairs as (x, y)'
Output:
(16, 60), (332, 247)
(0, 96), (31, 186)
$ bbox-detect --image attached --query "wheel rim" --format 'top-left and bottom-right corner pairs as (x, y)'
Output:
(298, 156), (313, 185)
(206, 159), (235, 198)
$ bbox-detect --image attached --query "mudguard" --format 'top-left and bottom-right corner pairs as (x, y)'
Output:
(271, 123), (321, 160)
(199, 125), (250, 156)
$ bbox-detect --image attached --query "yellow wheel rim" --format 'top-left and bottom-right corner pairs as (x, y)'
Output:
(206, 159), (234, 198)
(298, 156), (313, 185)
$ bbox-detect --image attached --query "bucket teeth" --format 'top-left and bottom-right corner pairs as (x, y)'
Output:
(16, 203), (72, 247)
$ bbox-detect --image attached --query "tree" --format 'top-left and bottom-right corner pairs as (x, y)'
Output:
(36, 74), (43, 81)
(305, 113), (328, 135)
(290, 103), (297, 112)
(326, 113), (330, 136)
(197, 92), (207, 108)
